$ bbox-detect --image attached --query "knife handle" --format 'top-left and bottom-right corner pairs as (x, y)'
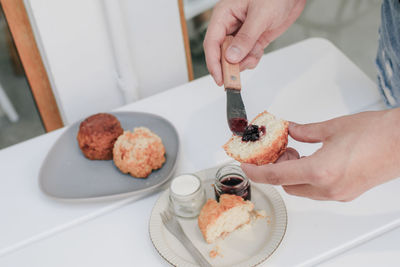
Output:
(221, 35), (241, 91)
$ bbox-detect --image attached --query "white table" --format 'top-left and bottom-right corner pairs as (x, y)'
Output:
(1, 38), (399, 267)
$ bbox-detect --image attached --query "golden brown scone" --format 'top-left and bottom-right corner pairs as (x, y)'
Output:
(223, 111), (288, 166)
(198, 194), (254, 244)
(77, 113), (123, 160)
(113, 127), (166, 178)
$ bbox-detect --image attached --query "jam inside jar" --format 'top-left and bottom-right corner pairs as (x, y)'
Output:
(214, 165), (251, 201)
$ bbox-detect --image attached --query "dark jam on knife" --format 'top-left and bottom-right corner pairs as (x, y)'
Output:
(228, 118), (248, 134)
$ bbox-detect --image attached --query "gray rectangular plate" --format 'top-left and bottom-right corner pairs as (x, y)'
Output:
(39, 111), (179, 201)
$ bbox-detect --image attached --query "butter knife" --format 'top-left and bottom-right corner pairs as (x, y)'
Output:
(160, 210), (212, 267)
(221, 36), (248, 135)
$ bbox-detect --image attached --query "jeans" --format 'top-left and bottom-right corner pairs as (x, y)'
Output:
(376, 0), (400, 108)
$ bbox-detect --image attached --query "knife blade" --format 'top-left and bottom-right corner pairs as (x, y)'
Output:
(221, 36), (248, 135)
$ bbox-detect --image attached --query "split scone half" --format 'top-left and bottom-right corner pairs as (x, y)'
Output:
(113, 127), (165, 178)
(198, 194), (254, 244)
(223, 111), (288, 166)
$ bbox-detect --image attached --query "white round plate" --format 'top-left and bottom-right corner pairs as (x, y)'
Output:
(149, 168), (287, 267)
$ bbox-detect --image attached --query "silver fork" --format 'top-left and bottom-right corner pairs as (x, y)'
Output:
(160, 210), (212, 267)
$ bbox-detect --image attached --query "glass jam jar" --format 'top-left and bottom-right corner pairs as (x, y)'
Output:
(169, 174), (206, 218)
(214, 164), (251, 201)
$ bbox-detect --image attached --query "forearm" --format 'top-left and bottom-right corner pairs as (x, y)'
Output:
(360, 107), (400, 189)
(384, 107), (400, 163)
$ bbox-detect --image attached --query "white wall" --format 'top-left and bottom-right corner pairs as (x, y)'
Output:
(24, 0), (188, 124)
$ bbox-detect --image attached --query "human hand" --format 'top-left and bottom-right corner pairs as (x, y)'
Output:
(241, 109), (400, 201)
(204, 0), (306, 86)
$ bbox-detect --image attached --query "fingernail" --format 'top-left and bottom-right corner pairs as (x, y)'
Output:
(211, 71), (222, 86)
(226, 45), (241, 62)
(215, 75), (222, 86)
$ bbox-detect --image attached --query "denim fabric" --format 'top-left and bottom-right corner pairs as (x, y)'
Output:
(376, 0), (400, 108)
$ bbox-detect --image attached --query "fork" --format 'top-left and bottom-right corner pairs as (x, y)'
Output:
(160, 210), (212, 267)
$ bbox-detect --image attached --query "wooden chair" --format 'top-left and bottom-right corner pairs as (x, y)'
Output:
(0, 0), (193, 131)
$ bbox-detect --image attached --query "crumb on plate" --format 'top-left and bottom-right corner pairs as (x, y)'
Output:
(209, 246), (223, 259)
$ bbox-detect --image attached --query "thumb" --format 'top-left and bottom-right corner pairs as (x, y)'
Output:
(226, 15), (267, 63)
(289, 121), (332, 143)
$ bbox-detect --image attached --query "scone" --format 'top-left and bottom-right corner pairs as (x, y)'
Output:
(113, 127), (166, 178)
(77, 113), (124, 160)
(198, 194), (254, 244)
(223, 111), (288, 166)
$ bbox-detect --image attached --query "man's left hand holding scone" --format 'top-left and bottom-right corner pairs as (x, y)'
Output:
(241, 109), (400, 201)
